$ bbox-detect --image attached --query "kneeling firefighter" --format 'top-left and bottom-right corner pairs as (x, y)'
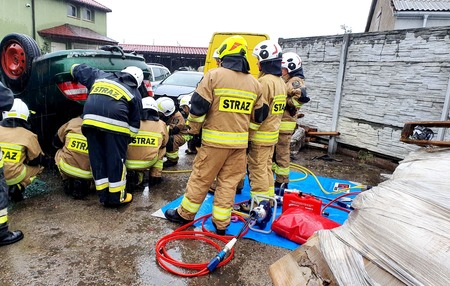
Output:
(125, 96), (169, 189)
(53, 115), (93, 199)
(156, 97), (189, 167)
(0, 98), (46, 202)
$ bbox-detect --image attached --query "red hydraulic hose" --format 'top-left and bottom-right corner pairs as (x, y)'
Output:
(155, 212), (248, 277)
(321, 192), (360, 214)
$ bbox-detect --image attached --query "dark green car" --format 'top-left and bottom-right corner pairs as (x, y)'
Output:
(0, 33), (152, 155)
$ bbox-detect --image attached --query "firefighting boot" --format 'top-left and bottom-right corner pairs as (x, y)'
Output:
(72, 179), (89, 200)
(148, 176), (162, 186)
(126, 171), (140, 193)
(103, 192), (133, 208)
(274, 182), (287, 196)
(163, 159), (178, 168)
(0, 224), (24, 247)
(164, 209), (193, 225)
(212, 222), (226, 236)
(63, 179), (73, 197)
(8, 184), (24, 202)
(122, 193), (133, 204)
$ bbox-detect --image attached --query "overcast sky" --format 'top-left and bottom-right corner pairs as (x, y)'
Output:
(96, 0), (373, 47)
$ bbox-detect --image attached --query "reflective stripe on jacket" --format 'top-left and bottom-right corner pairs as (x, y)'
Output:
(188, 67), (263, 149)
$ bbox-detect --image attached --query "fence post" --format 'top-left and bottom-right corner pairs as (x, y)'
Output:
(328, 33), (350, 154)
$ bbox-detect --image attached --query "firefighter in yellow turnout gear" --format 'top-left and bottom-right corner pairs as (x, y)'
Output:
(273, 52), (310, 190)
(53, 115), (93, 199)
(247, 40), (287, 200)
(126, 97), (168, 189)
(164, 35), (266, 235)
(0, 98), (45, 202)
(156, 97), (189, 168)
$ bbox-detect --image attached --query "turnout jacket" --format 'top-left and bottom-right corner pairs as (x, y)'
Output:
(167, 111), (188, 137)
(187, 67), (264, 149)
(0, 125), (44, 186)
(54, 116), (92, 179)
(71, 64), (142, 137)
(280, 75), (306, 134)
(126, 119), (168, 170)
(249, 74), (287, 146)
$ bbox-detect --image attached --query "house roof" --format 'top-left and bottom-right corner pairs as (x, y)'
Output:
(365, 0), (450, 31)
(68, 0), (112, 12)
(38, 24), (118, 45)
(393, 0), (450, 11)
(120, 44), (208, 55)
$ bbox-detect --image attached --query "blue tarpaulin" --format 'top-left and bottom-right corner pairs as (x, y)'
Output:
(157, 171), (359, 251)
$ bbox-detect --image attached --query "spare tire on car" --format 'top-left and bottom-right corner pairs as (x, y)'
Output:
(0, 33), (41, 93)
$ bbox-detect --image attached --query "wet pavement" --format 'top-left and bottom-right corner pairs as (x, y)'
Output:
(1, 145), (293, 286)
(1, 144), (392, 286)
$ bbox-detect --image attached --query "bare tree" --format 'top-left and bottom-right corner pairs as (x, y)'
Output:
(340, 24), (353, 34)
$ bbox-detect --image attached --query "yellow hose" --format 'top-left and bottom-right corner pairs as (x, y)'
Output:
(289, 162), (367, 195)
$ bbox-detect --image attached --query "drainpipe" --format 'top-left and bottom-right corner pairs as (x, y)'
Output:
(31, 0), (36, 40)
(422, 14), (429, 27)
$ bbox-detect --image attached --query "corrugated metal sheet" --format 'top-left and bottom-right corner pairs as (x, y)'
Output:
(121, 44), (208, 55)
(393, 0), (450, 11)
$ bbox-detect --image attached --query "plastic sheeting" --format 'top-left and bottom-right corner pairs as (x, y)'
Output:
(316, 147), (450, 286)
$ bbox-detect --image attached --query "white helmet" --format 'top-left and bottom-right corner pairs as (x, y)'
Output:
(155, 97), (175, 117)
(121, 66), (144, 86)
(142, 96), (158, 113)
(213, 48), (220, 60)
(179, 94), (192, 109)
(252, 40), (282, 62)
(281, 52), (302, 73)
(2, 98), (30, 121)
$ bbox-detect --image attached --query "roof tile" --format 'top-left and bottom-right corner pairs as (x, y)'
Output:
(120, 44), (208, 55)
(38, 24), (117, 44)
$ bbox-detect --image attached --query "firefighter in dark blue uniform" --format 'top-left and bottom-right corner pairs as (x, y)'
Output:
(71, 64), (143, 207)
(0, 82), (24, 246)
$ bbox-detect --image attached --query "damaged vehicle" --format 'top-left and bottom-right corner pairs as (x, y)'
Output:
(0, 33), (153, 155)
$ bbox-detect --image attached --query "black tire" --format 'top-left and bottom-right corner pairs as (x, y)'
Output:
(0, 33), (41, 93)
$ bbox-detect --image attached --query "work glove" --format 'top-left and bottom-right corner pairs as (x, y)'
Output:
(299, 87), (310, 103)
(169, 126), (180, 135)
(190, 135), (201, 148)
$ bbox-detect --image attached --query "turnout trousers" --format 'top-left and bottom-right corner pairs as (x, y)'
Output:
(82, 127), (129, 205)
(0, 156), (9, 233)
(274, 133), (292, 184)
(248, 144), (275, 198)
(178, 146), (247, 230)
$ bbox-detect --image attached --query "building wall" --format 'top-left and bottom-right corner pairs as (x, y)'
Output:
(395, 17), (450, 30)
(0, 0), (33, 38)
(0, 0), (107, 51)
(367, 0), (395, 32)
(279, 26), (450, 160)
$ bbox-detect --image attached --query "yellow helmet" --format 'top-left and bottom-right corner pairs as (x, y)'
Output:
(217, 36), (248, 59)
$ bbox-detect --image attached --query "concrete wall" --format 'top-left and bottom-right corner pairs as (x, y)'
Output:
(279, 26), (450, 160)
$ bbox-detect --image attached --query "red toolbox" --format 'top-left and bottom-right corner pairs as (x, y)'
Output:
(282, 189), (322, 215)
